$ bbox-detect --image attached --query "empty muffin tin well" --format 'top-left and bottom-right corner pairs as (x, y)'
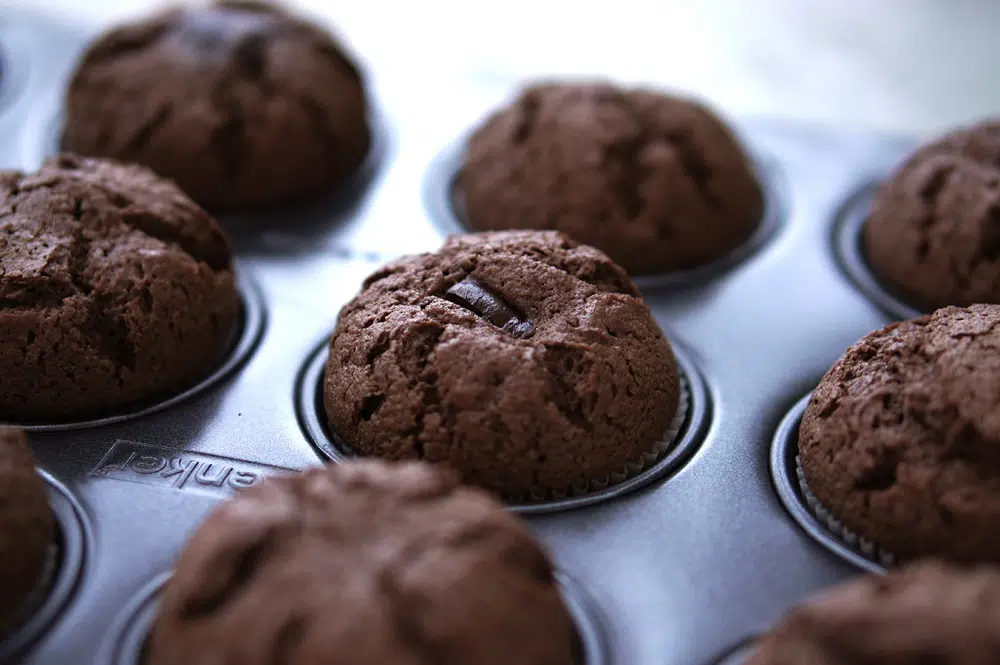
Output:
(833, 184), (923, 322)
(770, 394), (888, 575)
(97, 571), (608, 665)
(422, 133), (787, 291)
(0, 471), (89, 663)
(296, 334), (710, 514)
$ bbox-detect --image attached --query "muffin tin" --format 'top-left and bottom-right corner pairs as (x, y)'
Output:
(0, 7), (922, 665)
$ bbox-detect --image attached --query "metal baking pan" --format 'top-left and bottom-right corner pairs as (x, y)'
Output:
(0, 8), (918, 665)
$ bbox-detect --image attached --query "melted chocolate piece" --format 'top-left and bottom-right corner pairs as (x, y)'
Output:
(444, 279), (534, 338)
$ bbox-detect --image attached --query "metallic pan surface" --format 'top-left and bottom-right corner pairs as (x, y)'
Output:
(0, 9), (919, 665)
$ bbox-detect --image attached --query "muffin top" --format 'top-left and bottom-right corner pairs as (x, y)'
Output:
(148, 460), (577, 665)
(323, 230), (680, 498)
(864, 120), (1000, 310)
(0, 427), (55, 633)
(800, 304), (1000, 562)
(62, 0), (370, 210)
(460, 82), (763, 275)
(0, 154), (238, 421)
(746, 562), (1000, 665)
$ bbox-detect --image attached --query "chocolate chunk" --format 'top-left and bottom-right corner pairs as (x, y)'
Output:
(445, 278), (535, 338)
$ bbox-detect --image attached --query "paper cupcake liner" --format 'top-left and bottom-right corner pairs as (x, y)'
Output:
(795, 455), (896, 567)
(511, 378), (692, 504)
(2, 541), (59, 635)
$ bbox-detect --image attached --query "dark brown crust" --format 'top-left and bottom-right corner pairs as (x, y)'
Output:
(323, 230), (680, 498)
(746, 562), (1000, 665)
(0, 154), (238, 421)
(148, 460), (576, 665)
(0, 427), (55, 631)
(863, 121), (1000, 310)
(459, 82), (764, 275)
(799, 304), (1000, 562)
(62, 0), (370, 210)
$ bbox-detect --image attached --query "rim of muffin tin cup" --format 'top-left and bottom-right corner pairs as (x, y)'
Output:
(296, 335), (710, 515)
(97, 570), (609, 665)
(833, 183), (924, 322)
(708, 638), (759, 665)
(4, 267), (266, 433)
(770, 393), (892, 575)
(30, 105), (389, 226)
(0, 470), (90, 663)
(421, 132), (787, 291)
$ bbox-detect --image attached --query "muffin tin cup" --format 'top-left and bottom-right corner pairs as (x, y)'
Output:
(0, 470), (89, 663)
(422, 133), (787, 291)
(7, 268), (266, 433)
(297, 336), (709, 514)
(770, 394), (892, 575)
(709, 639), (758, 665)
(97, 571), (609, 665)
(833, 183), (924, 322)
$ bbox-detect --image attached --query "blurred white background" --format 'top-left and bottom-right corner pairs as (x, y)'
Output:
(3, 0), (1000, 136)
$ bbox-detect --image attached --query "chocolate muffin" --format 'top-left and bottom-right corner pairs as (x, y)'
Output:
(0, 154), (238, 421)
(864, 120), (1000, 310)
(0, 427), (55, 633)
(62, 0), (370, 210)
(799, 304), (1000, 563)
(459, 82), (764, 276)
(746, 562), (1000, 665)
(323, 230), (680, 498)
(147, 460), (576, 665)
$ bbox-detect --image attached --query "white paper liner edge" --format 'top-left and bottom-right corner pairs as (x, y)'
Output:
(795, 455), (896, 567)
(516, 378), (692, 503)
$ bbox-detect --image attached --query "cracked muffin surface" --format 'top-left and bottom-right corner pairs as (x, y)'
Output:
(864, 121), (1000, 310)
(147, 460), (577, 665)
(0, 154), (238, 421)
(0, 427), (54, 633)
(61, 0), (370, 210)
(799, 304), (1000, 563)
(746, 562), (1000, 665)
(458, 82), (764, 275)
(323, 230), (680, 498)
